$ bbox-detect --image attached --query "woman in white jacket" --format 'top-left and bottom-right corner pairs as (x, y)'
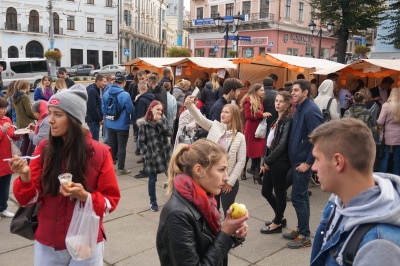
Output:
(184, 96), (246, 218)
(314, 79), (340, 121)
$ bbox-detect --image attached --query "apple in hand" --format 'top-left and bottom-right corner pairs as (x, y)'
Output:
(230, 202), (247, 219)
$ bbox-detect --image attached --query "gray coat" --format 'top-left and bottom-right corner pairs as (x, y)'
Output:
(29, 116), (50, 146)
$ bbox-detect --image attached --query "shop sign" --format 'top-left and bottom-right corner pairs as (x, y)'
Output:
(239, 37), (268, 46)
(284, 33), (315, 45)
(196, 39), (224, 47)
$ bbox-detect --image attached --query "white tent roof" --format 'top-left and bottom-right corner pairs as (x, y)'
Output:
(164, 57), (237, 69)
(122, 57), (186, 68)
(312, 59), (400, 75)
(266, 53), (345, 71)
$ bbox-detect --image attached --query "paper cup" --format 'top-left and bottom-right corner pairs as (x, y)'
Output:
(58, 173), (73, 188)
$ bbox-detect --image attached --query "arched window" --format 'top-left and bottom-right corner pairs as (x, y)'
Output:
(29, 10), (40, 32)
(6, 7), (18, 30)
(26, 41), (44, 58)
(8, 46), (19, 58)
(53, 12), (60, 34)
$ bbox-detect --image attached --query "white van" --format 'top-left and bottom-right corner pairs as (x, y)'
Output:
(0, 58), (50, 93)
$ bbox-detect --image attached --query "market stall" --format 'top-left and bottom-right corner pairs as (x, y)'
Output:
(122, 57), (185, 75)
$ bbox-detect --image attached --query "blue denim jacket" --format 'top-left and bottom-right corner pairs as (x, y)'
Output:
(311, 201), (400, 265)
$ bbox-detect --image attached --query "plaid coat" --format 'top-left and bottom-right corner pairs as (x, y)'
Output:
(137, 117), (172, 174)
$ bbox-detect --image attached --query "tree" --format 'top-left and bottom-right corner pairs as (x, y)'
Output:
(309, 0), (387, 63)
(168, 47), (191, 57)
(379, 1), (400, 49)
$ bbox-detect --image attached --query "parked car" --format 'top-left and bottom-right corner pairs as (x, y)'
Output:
(90, 65), (127, 77)
(69, 64), (95, 76)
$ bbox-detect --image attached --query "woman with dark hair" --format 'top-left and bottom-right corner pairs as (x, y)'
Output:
(259, 91), (293, 234)
(137, 100), (172, 212)
(9, 85), (121, 264)
(157, 139), (248, 265)
(34, 76), (54, 101)
(5, 81), (17, 124)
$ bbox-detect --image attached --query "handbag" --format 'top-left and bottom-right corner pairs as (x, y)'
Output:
(10, 203), (41, 240)
(178, 126), (193, 144)
(255, 118), (268, 139)
(7, 134), (22, 156)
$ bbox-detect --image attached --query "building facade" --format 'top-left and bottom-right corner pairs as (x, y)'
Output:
(165, 0), (190, 49)
(186, 0), (337, 59)
(0, 0), (118, 67)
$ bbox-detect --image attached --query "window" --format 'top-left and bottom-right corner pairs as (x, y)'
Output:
(53, 12), (60, 34)
(195, 49), (204, 57)
(284, 0), (291, 18)
(259, 47), (266, 55)
(29, 10), (40, 32)
(287, 48), (298, 56)
(106, 20), (112, 34)
(87, 0), (94, 4)
(208, 48), (217, 58)
(260, 0), (270, 19)
(87, 18), (94, 32)
(71, 49), (83, 66)
(11, 61), (32, 73)
(8, 46), (19, 58)
(310, 6), (315, 20)
(243, 1), (251, 16)
(6, 7), (18, 30)
(226, 3), (234, 16)
(211, 6), (218, 18)
(124, 10), (131, 25)
(305, 46), (315, 57)
(106, 0), (113, 7)
(196, 7), (203, 19)
(67, 16), (75, 30)
(298, 2), (304, 21)
(242, 48), (254, 58)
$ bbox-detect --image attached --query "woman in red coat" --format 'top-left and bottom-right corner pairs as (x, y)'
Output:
(9, 85), (120, 264)
(241, 84), (271, 184)
(0, 97), (20, 219)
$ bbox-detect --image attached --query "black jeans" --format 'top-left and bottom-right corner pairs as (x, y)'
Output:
(215, 180), (239, 218)
(107, 128), (129, 170)
(251, 157), (261, 171)
(261, 160), (291, 225)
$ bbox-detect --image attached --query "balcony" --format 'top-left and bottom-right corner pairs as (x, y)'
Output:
(4, 22), (21, 31)
(28, 24), (43, 33)
(185, 12), (274, 33)
(54, 27), (63, 35)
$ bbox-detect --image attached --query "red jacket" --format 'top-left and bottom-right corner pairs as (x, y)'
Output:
(13, 136), (121, 250)
(243, 97), (266, 158)
(0, 116), (19, 177)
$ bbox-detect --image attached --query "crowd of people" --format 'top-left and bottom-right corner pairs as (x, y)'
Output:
(1, 64), (400, 264)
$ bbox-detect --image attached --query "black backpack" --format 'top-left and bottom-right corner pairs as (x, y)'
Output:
(343, 223), (377, 266)
(322, 98), (334, 123)
(105, 91), (123, 121)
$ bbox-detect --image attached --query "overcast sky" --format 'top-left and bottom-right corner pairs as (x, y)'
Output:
(184, 0), (190, 11)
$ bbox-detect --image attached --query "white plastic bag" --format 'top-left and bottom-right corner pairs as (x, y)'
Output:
(65, 193), (100, 261)
(255, 118), (268, 139)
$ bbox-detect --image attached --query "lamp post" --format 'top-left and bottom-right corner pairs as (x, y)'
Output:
(213, 12), (243, 58)
(308, 20), (334, 59)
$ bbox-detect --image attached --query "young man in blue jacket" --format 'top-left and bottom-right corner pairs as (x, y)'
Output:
(309, 118), (400, 265)
(102, 74), (135, 175)
(284, 79), (322, 248)
(86, 74), (106, 141)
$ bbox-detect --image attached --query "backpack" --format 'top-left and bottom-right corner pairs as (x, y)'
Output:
(348, 106), (378, 140)
(105, 91), (123, 121)
(343, 223), (377, 266)
(322, 98), (334, 123)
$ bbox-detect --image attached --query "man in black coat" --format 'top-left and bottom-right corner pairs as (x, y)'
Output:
(263, 77), (278, 132)
(86, 74), (107, 141)
(158, 68), (173, 89)
(369, 76), (394, 107)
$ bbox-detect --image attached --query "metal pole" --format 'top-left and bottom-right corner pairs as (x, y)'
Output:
(48, 0), (56, 78)
(318, 28), (322, 58)
(118, 0), (121, 63)
(224, 24), (228, 58)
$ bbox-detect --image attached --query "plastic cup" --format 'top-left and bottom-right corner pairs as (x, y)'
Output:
(58, 173), (73, 188)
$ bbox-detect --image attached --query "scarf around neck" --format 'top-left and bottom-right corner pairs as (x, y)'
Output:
(174, 174), (221, 235)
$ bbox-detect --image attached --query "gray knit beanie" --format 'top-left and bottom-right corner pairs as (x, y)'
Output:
(31, 100), (43, 113)
(48, 84), (88, 124)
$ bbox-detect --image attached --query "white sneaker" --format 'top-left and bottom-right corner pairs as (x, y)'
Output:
(1, 210), (15, 218)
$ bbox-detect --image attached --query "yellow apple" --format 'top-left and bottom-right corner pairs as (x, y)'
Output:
(230, 202), (247, 219)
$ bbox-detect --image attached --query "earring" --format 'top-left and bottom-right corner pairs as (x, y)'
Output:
(199, 174), (203, 178)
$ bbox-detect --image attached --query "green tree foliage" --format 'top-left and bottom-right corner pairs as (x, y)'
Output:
(309, 0), (387, 63)
(380, 1), (400, 49)
(168, 47), (191, 57)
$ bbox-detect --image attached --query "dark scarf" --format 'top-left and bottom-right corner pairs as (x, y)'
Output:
(174, 174), (221, 235)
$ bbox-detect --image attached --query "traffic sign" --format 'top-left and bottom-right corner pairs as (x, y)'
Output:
(124, 49), (130, 56)
(224, 35), (237, 40)
(238, 36), (251, 41)
(269, 41), (274, 46)
(214, 45), (219, 53)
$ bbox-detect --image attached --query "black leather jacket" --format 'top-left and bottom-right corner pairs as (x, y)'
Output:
(264, 116), (292, 165)
(157, 189), (243, 266)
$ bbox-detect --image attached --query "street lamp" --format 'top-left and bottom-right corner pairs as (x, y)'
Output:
(308, 20), (334, 59)
(213, 12), (243, 58)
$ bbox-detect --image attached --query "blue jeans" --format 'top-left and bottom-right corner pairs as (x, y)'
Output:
(87, 121), (100, 141)
(148, 173), (157, 204)
(107, 128), (129, 170)
(102, 122), (108, 143)
(0, 174), (12, 212)
(379, 145), (400, 175)
(291, 163), (311, 237)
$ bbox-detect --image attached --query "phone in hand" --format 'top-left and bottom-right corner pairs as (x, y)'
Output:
(192, 87), (199, 97)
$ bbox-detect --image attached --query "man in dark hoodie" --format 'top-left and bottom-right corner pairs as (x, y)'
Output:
(86, 74), (107, 141)
(158, 68), (173, 89)
(148, 74), (168, 119)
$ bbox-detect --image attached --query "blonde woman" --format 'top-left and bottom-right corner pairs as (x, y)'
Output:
(55, 78), (68, 93)
(34, 76), (54, 101)
(202, 73), (223, 118)
(184, 96), (246, 217)
(377, 87), (400, 175)
(241, 84), (271, 183)
(173, 79), (191, 109)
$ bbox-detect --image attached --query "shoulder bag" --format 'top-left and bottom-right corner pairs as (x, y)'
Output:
(10, 203), (41, 240)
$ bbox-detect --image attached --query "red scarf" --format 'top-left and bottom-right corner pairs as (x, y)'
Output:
(174, 174), (221, 235)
